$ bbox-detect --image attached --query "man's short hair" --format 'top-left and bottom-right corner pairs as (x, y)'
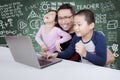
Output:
(57, 3), (75, 15)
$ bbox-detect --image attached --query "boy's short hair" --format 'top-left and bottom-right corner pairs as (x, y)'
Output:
(57, 3), (75, 15)
(75, 9), (95, 24)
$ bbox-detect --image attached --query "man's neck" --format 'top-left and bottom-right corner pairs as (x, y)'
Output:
(68, 27), (74, 34)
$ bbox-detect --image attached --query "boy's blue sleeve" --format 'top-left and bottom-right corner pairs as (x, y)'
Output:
(57, 35), (79, 59)
(85, 32), (107, 66)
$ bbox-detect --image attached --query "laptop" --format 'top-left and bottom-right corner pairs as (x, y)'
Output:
(5, 36), (62, 69)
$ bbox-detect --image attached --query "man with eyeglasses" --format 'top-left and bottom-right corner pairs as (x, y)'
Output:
(56, 4), (81, 61)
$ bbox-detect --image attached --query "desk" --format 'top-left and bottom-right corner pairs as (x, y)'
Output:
(0, 46), (120, 80)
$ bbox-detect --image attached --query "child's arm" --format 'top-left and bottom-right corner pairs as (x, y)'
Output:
(85, 32), (107, 66)
(57, 35), (79, 59)
(35, 25), (44, 46)
(55, 28), (72, 46)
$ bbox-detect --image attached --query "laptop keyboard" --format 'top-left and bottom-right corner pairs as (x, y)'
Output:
(38, 59), (51, 66)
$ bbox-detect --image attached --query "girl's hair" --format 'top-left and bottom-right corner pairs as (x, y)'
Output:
(75, 9), (95, 24)
(45, 10), (58, 22)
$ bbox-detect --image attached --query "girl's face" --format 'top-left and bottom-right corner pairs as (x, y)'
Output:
(73, 15), (94, 37)
(43, 11), (56, 23)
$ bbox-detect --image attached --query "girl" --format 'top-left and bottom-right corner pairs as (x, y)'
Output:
(35, 10), (71, 53)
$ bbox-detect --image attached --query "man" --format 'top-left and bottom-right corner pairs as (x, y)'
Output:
(57, 4), (80, 61)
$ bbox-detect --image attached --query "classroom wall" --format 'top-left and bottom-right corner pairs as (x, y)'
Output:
(0, 0), (120, 70)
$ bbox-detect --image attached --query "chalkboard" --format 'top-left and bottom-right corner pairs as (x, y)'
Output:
(0, 0), (120, 70)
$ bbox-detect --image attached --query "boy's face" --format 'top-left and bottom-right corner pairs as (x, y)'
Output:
(43, 11), (56, 23)
(57, 9), (73, 31)
(73, 15), (94, 37)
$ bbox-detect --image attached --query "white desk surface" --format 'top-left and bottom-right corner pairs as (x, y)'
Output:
(0, 46), (120, 80)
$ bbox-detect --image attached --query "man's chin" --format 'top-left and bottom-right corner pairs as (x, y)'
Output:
(62, 28), (69, 31)
(76, 34), (81, 37)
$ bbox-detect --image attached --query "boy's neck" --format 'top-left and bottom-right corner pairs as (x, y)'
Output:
(82, 30), (93, 43)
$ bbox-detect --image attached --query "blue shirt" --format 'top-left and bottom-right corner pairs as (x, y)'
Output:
(58, 31), (107, 66)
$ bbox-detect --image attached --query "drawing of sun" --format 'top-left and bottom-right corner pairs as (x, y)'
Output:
(39, 1), (50, 13)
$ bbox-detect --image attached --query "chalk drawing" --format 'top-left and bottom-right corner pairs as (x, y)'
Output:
(50, 2), (75, 11)
(25, 3), (38, 11)
(69, 2), (75, 6)
(57, 2), (63, 7)
(0, 20), (5, 29)
(0, 30), (17, 35)
(4, 22), (8, 28)
(28, 31), (36, 38)
(107, 20), (118, 30)
(7, 18), (13, 27)
(17, 19), (27, 30)
(108, 44), (119, 57)
(23, 28), (29, 35)
(112, 44), (119, 57)
(30, 19), (42, 29)
(39, 1), (50, 13)
(107, 31), (117, 42)
(50, 2), (57, 10)
(27, 10), (39, 20)
(95, 14), (107, 24)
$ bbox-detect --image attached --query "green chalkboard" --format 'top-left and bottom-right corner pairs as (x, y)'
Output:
(0, 0), (120, 70)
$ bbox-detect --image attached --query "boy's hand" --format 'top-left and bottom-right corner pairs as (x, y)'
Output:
(75, 41), (87, 57)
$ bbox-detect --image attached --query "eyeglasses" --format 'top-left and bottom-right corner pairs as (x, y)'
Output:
(58, 15), (73, 21)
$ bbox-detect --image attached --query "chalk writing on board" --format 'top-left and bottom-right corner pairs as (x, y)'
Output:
(0, 18), (13, 29)
(107, 31), (117, 42)
(109, 11), (120, 19)
(100, 1), (115, 13)
(0, 2), (23, 19)
(76, 3), (99, 10)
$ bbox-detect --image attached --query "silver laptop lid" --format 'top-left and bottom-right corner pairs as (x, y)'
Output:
(5, 36), (41, 68)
